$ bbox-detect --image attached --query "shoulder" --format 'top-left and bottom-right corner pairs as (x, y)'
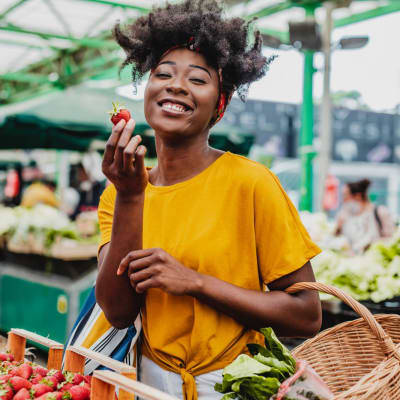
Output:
(376, 204), (389, 216)
(222, 152), (279, 188)
(99, 184), (116, 206)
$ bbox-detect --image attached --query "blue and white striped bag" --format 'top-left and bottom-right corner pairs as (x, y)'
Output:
(63, 286), (141, 375)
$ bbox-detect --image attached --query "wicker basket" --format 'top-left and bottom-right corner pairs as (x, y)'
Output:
(286, 282), (400, 400)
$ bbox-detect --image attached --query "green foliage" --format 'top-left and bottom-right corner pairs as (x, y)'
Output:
(214, 328), (296, 400)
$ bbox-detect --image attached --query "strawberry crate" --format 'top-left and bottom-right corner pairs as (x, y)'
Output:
(5, 328), (177, 400)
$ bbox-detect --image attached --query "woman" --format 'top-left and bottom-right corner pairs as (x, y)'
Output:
(95, 1), (322, 399)
(336, 179), (395, 254)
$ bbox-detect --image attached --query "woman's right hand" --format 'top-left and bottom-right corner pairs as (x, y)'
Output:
(102, 119), (148, 198)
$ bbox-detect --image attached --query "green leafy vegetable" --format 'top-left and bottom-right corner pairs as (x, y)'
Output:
(261, 328), (296, 371)
(214, 328), (296, 399)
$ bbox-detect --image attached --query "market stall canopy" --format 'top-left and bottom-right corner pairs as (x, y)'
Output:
(0, 83), (253, 154)
(0, 0), (397, 105)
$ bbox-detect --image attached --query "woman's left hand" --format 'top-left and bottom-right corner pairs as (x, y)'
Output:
(117, 248), (202, 295)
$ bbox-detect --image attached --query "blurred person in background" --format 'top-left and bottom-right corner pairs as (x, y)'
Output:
(3, 163), (22, 207)
(335, 179), (396, 254)
(70, 157), (105, 219)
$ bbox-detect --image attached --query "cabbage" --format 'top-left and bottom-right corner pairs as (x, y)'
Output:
(313, 238), (400, 303)
(1, 205), (99, 254)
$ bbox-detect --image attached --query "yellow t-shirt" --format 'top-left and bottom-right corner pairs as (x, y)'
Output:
(98, 152), (320, 399)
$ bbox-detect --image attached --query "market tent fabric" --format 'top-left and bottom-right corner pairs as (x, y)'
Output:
(0, 114), (108, 152)
(0, 84), (253, 154)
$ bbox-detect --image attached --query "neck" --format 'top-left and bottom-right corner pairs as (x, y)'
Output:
(150, 131), (223, 186)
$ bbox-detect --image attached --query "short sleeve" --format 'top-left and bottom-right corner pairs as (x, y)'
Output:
(254, 170), (321, 284)
(97, 184), (116, 255)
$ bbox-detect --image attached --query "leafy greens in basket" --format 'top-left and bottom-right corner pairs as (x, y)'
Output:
(215, 327), (333, 400)
(215, 328), (295, 399)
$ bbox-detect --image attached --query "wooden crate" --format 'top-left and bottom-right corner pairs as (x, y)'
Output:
(6, 328), (178, 400)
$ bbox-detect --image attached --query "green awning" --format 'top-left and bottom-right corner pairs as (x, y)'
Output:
(0, 84), (253, 155)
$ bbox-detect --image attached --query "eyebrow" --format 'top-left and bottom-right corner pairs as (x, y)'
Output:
(158, 61), (211, 78)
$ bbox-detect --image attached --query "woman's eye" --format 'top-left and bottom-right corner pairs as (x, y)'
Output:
(155, 73), (171, 78)
(190, 78), (206, 84)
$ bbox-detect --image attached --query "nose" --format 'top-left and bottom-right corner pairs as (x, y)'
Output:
(166, 76), (189, 96)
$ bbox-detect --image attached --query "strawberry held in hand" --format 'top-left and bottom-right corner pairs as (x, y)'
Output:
(109, 102), (131, 125)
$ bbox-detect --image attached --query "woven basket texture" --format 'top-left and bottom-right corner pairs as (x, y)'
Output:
(286, 282), (400, 400)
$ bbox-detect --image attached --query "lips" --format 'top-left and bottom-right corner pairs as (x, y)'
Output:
(157, 98), (194, 114)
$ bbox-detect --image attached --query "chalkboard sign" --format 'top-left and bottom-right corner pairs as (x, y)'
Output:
(326, 107), (395, 163)
(224, 98), (298, 158)
(224, 97), (397, 163)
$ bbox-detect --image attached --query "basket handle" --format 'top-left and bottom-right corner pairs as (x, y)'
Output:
(285, 282), (400, 358)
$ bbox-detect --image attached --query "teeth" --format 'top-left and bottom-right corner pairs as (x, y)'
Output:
(162, 102), (187, 112)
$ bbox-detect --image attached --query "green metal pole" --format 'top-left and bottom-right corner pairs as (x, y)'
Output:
(299, 7), (317, 212)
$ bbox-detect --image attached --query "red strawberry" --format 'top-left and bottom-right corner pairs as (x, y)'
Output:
(7, 370), (17, 378)
(81, 383), (90, 393)
(0, 375), (11, 384)
(32, 367), (48, 377)
(8, 377), (31, 392)
(11, 362), (20, 367)
(15, 365), (32, 380)
(0, 355), (13, 363)
(62, 385), (90, 400)
(81, 376), (90, 386)
(40, 376), (58, 389)
(30, 374), (44, 384)
(46, 371), (64, 384)
(109, 102), (131, 125)
(70, 375), (83, 387)
(0, 384), (13, 400)
(57, 383), (72, 393)
(36, 392), (62, 400)
(13, 388), (31, 400)
(63, 373), (82, 387)
(30, 384), (52, 398)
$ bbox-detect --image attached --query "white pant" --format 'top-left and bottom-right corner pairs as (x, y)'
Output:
(139, 355), (224, 400)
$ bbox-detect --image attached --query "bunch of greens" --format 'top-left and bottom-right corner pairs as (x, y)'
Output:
(215, 328), (296, 400)
(5, 204), (100, 254)
(313, 230), (400, 303)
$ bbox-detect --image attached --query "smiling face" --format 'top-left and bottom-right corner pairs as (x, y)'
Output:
(144, 48), (220, 140)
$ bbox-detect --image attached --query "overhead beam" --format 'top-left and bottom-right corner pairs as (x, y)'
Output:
(258, 27), (289, 44)
(245, 1), (293, 20)
(0, 38), (47, 49)
(334, 2), (400, 28)
(0, 24), (118, 49)
(0, 72), (52, 84)
(0, 0), (30, 20)
(76, 0), (149, 13)
(42, 0), (73, 37)
(1, 85), (63, 105)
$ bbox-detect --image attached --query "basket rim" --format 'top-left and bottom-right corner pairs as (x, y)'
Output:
(292, 313), (400, 357)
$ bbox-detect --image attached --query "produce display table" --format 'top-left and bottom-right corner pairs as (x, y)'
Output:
(0, 261), (96, 345)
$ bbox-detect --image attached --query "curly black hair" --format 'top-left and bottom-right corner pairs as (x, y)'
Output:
(113, 0), (275, 101)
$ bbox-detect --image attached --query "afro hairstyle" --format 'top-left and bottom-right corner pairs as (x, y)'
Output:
(113, 0), (275, 101)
